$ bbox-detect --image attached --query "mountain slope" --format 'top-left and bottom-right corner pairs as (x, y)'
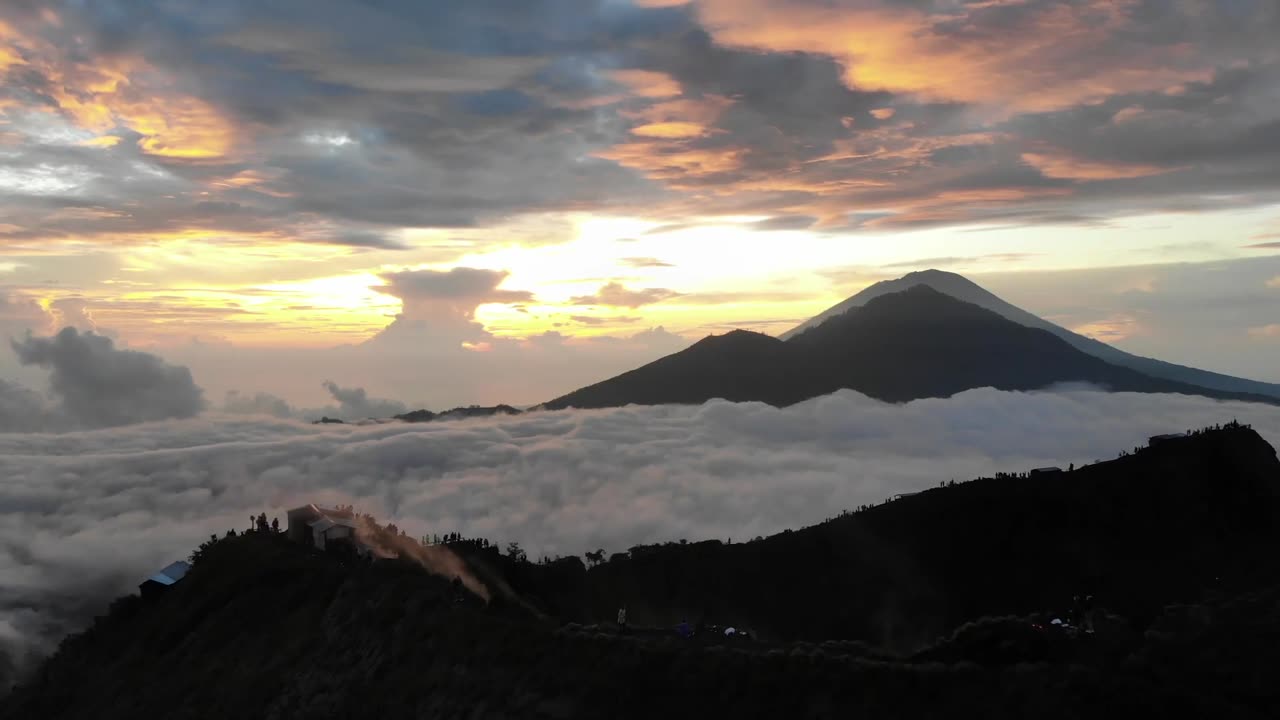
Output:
(790, 285), (1246, 402)
(783, 269), (1280, 399)
(547, 425), (1280, 644)
(545, 329), (810, 409)
(545, 285), (1272, 409)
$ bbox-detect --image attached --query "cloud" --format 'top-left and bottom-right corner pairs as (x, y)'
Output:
(1, 387), (1278, 687)
(688, 0), (1243, 111)
(221, 390), (294, 419)
(751, 216), (819, 231)
(880, 254), (1039, 269)
(0, 292), (52, 341)
(1245, 241), (1280, 250)
(319, 381), (407, 421)
(10, 327), (204, 429)
(570, 315), (641, 326)
(368, 267), (535, 349)
(570, 281), (681, 308)
(620, 257), (674, 268)
(377, 268), (533, 307)
(1020, 151), (1174, 181)
(0, 379), (49, 433)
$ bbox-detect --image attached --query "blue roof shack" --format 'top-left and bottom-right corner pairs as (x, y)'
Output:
(139, 560), (191, 598)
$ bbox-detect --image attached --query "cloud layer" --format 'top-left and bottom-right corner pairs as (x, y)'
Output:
(2, 387), (1278, 686)
(2, 0), (1276, 247)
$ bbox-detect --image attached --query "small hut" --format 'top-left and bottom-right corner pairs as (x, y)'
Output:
(139, 560), (191, 598)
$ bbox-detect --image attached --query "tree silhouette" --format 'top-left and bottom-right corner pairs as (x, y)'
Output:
(506, 541), (527, 563)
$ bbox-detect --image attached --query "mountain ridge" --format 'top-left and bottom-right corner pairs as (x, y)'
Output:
(545, 281), (1277, 410)
(783, 269), (1280, 400)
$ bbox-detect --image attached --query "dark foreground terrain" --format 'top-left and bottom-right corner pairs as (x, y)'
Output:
(5, 424), (1280, 719)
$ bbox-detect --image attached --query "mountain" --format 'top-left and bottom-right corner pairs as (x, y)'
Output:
(6, 425), (1280, 719)
(545, 284), (1274, 410)
(545, 424), (1280, 645)
(783, 269), (1280, 400)
(544, 328), (808, 410)
(394, 404), (522, 423)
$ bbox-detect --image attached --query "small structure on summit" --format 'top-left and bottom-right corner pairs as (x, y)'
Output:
(1030, 466), (1063, 476)
(286, 504), (371, 556)
(1148, 432), (1189, 447)
(139, 560), (191, 598)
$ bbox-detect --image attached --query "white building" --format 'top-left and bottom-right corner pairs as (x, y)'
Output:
(286, 504), (371, 555)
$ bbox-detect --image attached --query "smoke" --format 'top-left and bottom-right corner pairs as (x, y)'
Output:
(10, 328), (204, 429)
(0, 387), (1278, 688)
(352, 516), (490, 601)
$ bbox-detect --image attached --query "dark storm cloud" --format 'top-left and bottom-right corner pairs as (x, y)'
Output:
(10, 328), (205, 428)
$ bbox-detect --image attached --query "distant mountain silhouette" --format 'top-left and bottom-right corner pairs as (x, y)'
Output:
(783, 269), (1280, 400)
(545, 284), (1275, 409)
(394, 404), (522, 423)
(545, 328), (805, 409)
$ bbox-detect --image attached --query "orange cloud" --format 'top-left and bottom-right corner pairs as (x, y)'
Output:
(693, 0), (1211, 111)
(119, 95), (237, 159)
(1248, 324), (1280, 339)
(0, 20), (25, 73)
(601, 95), (739, 184)
(77, 135), (124, 148)
(609, 69), (682, 99)
(595, 142), (744, 185)
(630, 121), (707, 139)
(1072, 314), (1143, 343)
(625, 96), (733, 126)
(1021, 150), (1174, 180)
(0, 22), (238, 159)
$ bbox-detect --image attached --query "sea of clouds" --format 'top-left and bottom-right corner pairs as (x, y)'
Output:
(2, 387), (1278, 684)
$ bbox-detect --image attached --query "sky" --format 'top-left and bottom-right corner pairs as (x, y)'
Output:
(1, 0), (1279, 408)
